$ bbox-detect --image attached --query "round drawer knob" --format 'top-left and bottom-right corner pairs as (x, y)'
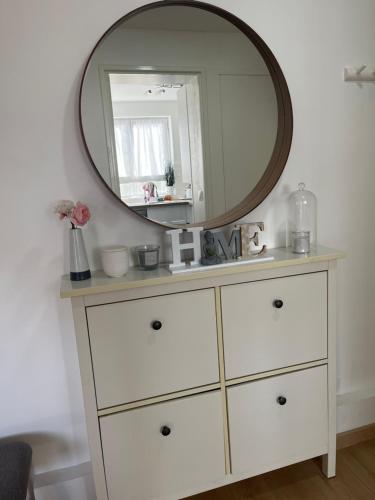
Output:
(273, 299), (284, 309)
(160, 425), (171, 436)
(277, 396), (287, 406)
(151, 320), (162, 331)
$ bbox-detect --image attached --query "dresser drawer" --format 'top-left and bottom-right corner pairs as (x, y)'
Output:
(221, 272), (327, 379)
(100, 391), (225, 500)
(228, 365), (328, 476)
(87, 289), (219, 409)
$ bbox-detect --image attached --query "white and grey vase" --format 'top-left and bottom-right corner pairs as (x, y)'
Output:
(69, 227), (91, 281)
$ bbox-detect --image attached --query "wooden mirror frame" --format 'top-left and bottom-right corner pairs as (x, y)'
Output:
(79, 0), (293, 229)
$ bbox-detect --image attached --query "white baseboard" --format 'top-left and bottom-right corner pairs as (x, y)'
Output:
(33, 461), (92, 489)
(337, 387), (375, 406)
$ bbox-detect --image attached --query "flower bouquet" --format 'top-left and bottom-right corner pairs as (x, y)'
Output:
(55, 200), (90, 228)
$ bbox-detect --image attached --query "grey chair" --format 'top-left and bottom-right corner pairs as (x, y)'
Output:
(0, 442), (34, 500)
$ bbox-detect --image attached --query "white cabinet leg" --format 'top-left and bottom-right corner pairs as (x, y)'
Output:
(322, 451), (336, 478)
(322, 261), (337, 479)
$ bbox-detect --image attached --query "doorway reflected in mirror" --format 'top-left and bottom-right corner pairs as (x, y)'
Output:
(105, 71), (206, 224)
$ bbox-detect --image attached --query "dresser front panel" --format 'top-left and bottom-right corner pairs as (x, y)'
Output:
(227, 365), (328, 475)
(100, 391), (226, 500)
(87, 288), (219, 409)
(221, 272), (327, 379)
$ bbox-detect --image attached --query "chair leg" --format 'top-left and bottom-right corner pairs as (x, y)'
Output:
(27, 476), (35, 500)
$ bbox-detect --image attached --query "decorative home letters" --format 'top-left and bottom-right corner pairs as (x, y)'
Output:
(210, 229), (241, 260)
(237, 222), (266, 256)
(167, 223), (266, 273)
(166, 227), (203, 270)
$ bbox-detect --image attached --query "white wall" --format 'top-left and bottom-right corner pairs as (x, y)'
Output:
(1, 1), (375, 498)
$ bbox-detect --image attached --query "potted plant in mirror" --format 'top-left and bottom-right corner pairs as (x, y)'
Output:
(165, 162), (175, 197)
(55, 200), (91, 281)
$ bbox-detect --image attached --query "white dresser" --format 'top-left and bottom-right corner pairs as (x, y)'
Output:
(61, 246), (343, 500)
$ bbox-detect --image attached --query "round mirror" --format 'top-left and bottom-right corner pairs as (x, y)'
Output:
(80, 1), (292, 229)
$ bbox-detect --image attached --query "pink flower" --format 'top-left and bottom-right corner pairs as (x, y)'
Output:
(70, 202), (91, 227)
(55, 200), (74, 220)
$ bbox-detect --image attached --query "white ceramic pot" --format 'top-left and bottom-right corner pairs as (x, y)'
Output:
(101, 246), (129, 278)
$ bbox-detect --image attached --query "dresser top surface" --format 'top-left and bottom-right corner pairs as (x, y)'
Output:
(60, 246), (344, 299)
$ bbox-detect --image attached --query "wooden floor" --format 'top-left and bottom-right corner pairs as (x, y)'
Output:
(189, 439), (375, 499)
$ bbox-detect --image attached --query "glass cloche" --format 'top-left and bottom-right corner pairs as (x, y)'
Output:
(287, 182), (317, 253)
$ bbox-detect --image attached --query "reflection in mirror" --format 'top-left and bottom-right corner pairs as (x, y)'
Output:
(80, 4), (279, 227)
(107, 71), (205, 225)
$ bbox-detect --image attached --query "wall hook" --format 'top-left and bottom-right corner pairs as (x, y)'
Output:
(344, 65), (375, 84)
(356, 65), (366, 75)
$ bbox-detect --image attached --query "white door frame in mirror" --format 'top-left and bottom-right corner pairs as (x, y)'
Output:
(98, 64), (211, 223)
